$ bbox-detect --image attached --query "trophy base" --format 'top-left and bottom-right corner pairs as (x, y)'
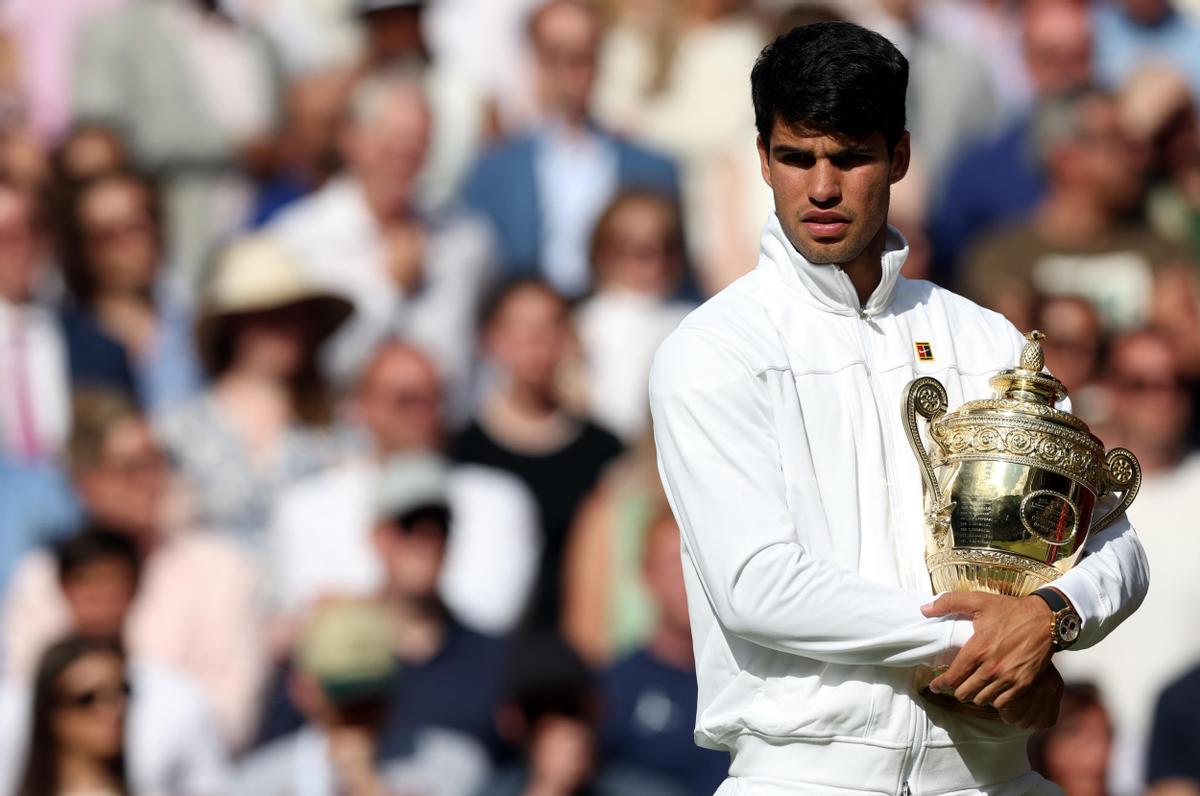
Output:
(920, 686), (1002, 721)
(927, 548), (1060, 598)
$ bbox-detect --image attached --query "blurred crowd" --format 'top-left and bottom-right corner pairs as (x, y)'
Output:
(1, 0), (1200, 794)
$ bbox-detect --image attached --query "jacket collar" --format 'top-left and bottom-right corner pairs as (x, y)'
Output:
(758, 212), (909, 318)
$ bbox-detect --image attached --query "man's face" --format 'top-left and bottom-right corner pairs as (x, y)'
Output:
(757, 121), (909, 266)
(343, 86), (430, 198)
(75, 418), (169, 538)
(1023, 2), (1093, 99)
(357, 347), (443, 454)
(373, 510), (448, 600)
(62, 557), (138, 638)
(533, 2), (600, 119)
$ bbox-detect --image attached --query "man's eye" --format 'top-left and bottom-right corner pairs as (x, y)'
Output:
(832, 154), (871, 169)
(782, 155), (815, 168)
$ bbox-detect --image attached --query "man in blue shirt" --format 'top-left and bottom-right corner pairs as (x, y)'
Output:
(0, 457), (80, 595)
(462, 0), (678, 297)
(601, 513), (728, 795)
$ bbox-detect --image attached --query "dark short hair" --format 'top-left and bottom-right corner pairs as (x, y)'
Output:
(751, 21), (908, 152)
(56, 528), (141, 586)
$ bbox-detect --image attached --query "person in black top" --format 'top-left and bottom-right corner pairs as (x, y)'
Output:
(253, 455), (508, 764)
(453, 278), (622, 628)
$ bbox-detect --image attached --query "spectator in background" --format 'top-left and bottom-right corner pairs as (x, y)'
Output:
(1122, 64), (1200, 263)
(270, 66), (495, 413)
(52, 125), (128, 186)
(1034, 295), (1106, 423)
(462, 0), (679, 299)
(1028, 682), (1113, 796)
(236, 600), (491, 796)
(488, 632), (686, 796)
(593, 0), (769, 294)
(574, 190), (692, 441)
(0, 181), (71, 463)
(865, 0), (1002, 191)
(260, 454), (512, 769)
(1147, 663), (1200, 795)
(72, 0), (283, 284)
(10, 636), (131, 796)
(59, 169), (203, 411)
(251, 67), (355, 227)
(562, 433), (667, 664)
(933, 0), (1095, 282)
(600, 512), (729, 795)
(453, 279), (623, 629)
(155, 235), (350, 551)
(269, 341), (539, 636)
(1094, 0), (1200, 100)
(1057, 330), (1200, 795)
(961, 88), (1183, 333)
(3, 390), (265, 748)
(0, 530), (231, 795)
(923, 0), (1030, 119)
(356, 0), (487, 212)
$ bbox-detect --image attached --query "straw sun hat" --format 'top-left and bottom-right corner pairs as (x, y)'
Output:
(195, 235), (353, 375)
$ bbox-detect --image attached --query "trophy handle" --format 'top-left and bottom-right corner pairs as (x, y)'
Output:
(1091, 447), (1142, 534)
(902, 377), (949, 509)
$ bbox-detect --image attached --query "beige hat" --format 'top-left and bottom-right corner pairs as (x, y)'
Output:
(195, 235), (353, 375)
(297, 600), (397, 705)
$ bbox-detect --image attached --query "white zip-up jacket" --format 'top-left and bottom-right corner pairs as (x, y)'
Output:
(649, 215), (1150, 796)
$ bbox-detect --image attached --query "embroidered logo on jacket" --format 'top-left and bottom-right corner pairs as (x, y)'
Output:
(915, 342), (934, 361)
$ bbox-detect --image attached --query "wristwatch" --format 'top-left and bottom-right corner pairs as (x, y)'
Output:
(1032, 588), (1081, 651)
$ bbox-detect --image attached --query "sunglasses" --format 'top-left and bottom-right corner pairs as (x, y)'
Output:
(59, 681), (132, 710)
(390, 505), (451, 535)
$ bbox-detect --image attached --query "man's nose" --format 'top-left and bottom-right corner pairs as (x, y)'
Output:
(808, 161), (841, 206)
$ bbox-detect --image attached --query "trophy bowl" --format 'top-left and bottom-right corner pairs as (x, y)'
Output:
(901, 331), (1141, 716)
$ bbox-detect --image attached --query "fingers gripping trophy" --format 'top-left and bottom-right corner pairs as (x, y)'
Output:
(902, 331), (1142, 716)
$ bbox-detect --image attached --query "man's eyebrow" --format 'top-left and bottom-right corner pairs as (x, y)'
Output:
(771, 143), (875, 158)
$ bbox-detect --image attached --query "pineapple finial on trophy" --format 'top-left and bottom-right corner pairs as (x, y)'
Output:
(1019, 330), (1047, 372)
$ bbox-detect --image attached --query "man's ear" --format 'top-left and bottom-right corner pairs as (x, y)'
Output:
(889, 132), (911, 184)
(757, 134), (773, 188)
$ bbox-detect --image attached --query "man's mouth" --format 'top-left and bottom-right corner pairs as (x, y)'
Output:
(801, 212), (851, 238)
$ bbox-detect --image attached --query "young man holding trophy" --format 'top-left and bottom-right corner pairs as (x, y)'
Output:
(649, 22), (1149, 796)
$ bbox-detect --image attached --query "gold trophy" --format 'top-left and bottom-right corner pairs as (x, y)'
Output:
(901, 332), (1141, 714)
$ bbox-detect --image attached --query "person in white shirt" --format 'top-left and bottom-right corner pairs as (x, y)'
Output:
(648, 22), (1149, 796)
(269, 65), (496, 417)
(0, 181), (70, 463)
(574, 189), (693, 442)
(268, 340), (539, 635)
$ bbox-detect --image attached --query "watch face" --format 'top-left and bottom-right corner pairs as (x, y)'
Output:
(1057, 612), (1082, 645)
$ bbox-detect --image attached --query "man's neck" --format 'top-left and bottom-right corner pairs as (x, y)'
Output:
(360, 177), (416, 226)
(384, 592), (447, 662)
(839, 222), (889, 308)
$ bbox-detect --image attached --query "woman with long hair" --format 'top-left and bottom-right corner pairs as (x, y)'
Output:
(17, 635), (131, 796)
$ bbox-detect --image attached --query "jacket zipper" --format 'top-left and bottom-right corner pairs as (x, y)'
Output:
(836, 270), (929, 796)
(838, 273), (920, 591)
(898, 688), (927, 796)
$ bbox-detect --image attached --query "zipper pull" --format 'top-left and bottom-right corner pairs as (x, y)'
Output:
(900, 783), (912, 796)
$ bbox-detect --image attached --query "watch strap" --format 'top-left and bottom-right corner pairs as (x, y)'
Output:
(1032, 588), (1069, 614)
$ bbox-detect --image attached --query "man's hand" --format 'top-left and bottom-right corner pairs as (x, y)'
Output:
(996, 663), (1064, 730)
(923, 592), (1055, 708)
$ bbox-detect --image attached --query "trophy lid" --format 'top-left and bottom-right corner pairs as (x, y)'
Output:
(988, 331), (1068, 407)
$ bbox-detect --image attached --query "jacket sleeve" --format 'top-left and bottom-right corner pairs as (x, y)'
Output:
(649, 326), (973, 668)
(998, 324), (1151, 649)
(1047, 510), (1148, 649)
